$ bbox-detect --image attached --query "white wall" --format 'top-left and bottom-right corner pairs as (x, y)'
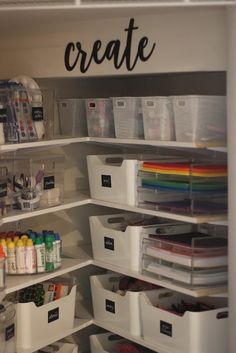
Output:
(0, 7), (226, 78)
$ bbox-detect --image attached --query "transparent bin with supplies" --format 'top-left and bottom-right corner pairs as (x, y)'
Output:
(0, 83), (54, 144)
(90, 212), (193, 271)
(142, 233), (228, 288)
(140, 289), (228, 353)
(172, 95), (226, 143)
(85, 98), (115, 137)
(141, 96), (175, 141)
(0, 302), (16, 353)
(112, 97), (144, 139)
(90, 273), (162, 336)
(137, 160), (228, 216)
(12, 152), (64, 212)
(57, 99), (88, 137)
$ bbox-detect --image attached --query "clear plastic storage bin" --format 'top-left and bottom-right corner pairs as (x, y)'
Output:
(0, 85), (54, 144)
(142, 234), (227, 287)
(112, 97), (144, 139)
(12, 153), (64, 211)
(172, 95), (226, 143)
(0, 302), (16, 353)
(90, 213), (193, 271)
(85, 98), (115, 137)
(16, 285), (76, 349)
(140, 289), (228, 353)
(141, 97), (175, 141)
(57, 99), (88, 137)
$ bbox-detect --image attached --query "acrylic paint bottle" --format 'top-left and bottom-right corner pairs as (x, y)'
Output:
(35, 236), (46, 273)
(16, 239), (26, 274)
(7, 242), (16, 274)
(25, 239), (36, 274)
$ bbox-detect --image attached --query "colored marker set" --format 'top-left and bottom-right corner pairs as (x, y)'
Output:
(0, 229), (62, 276)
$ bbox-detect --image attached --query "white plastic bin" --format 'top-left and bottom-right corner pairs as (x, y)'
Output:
(58, 99), (88, 137)
(142, 97), (175, 141)
(112, 97), (144, 139)
(87, 155), (139, 205)
(140, 290), (228, 353)
(90, 273), (160, 336)
(172, 95), (226, 143)
(16, 285), (76, 349)
(85, 98), (115, 137)
(90, 213), (193, 271)
(90, 333), (127, 353)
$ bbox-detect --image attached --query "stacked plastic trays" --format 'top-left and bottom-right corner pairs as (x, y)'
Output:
(137, 160), (228, 216)
(142, 232), (228, 288)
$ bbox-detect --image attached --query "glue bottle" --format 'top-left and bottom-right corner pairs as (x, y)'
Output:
(35, 236), (45, 273)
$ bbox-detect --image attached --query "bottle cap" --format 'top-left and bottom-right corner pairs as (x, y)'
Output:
(55, 233), (61, 241)
(13, 236), (19, 244)
(26, 239), (33, 247)
(7, 241), (15, 249)
(16, 239), (24, 247)
(35, 237), (42, 245)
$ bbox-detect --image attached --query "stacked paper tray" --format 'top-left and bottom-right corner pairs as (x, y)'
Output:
(138, 161), (228, 216)
(142, 233), (227, 287)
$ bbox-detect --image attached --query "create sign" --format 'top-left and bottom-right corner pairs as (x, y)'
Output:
(64, 18), (156, 73)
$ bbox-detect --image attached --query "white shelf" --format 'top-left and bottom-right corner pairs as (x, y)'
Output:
(0, 137), (227, 153)
(89, 137), (227, 151)
(91, 199), (227, 224)
(93, 259), (227, 298)
(0, 137), (89, 153)
(17, 317), (93, 353)
(93, 319), (176, 353)
(5, 257), (92, 294)
(0, 191), (90, 225)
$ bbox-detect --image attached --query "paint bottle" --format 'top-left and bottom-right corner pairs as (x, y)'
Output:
(7, 242), (16, 274)
(16, 239), (26, 274)
(45, 235), (54, 271)
(25, 239), (36, 274)
(54, 233), (61, 269)
(0, 239), (8, 273)
(35, 236), (46, 273)
(0, 244), (5, 289)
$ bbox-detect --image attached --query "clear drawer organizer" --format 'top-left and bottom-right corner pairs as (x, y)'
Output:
(137, 160), (227, 216)
(142, 233), (228, 288)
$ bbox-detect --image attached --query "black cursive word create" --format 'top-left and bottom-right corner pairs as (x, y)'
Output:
(64, 18), (156, 73)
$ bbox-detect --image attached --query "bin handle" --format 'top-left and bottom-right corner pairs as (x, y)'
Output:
(107, 217), (126, 224)
(105, 157), (123, 165)
(216, 311), (228, 319)
(108, 334), (124, 341)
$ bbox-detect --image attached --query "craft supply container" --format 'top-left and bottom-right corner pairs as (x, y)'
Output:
(16, 285), (76, 349)
(142, 235), (228, 287)
(141, 96), (175, 141)
(90, 213), (193, 271)
(58, 99), (88, 137)
(140, 289), (228, 353)
(172, 95), (226, 143)
(112, 97), (144, 139)
(90, 332), (127, 353)
(90, 273), (161, 336)
(12, 152), (64, 211)
(85, 98), (115, 137)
